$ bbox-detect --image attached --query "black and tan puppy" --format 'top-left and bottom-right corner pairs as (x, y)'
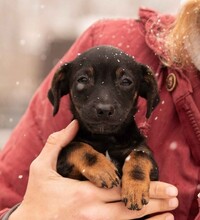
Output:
(48, 45), (160, 210)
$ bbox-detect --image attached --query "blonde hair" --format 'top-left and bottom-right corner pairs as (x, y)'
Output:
(165, 0), (200, 68)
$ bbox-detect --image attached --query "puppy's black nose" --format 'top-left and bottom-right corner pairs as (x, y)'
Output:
(96, 103), (114, 118)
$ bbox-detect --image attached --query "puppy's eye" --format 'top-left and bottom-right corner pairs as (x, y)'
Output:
(77, 76), (89, 84)
(120, 77), (133, 86)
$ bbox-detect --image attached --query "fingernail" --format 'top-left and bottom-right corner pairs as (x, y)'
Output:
(166, 215), (174, 220)
(169, 198), (178, 208)
(66, 120), (78, 129)
(70, 119), (78, 125)
(166, 186), (178, 196)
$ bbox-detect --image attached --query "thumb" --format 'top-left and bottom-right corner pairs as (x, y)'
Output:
(37, 120), (79, 170)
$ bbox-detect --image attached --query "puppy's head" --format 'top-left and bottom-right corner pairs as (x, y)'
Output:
(48, 46), (160, 134)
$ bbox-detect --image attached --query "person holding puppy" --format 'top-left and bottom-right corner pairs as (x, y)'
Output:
(0, 0), (200, 219)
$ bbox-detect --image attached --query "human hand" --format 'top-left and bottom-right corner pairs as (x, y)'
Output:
(9, 120), (178, 220)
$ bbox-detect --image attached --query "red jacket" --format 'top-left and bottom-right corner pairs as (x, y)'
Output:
(0, 8), (200, 219)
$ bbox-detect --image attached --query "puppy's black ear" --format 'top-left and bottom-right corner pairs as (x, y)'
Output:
(139, 65), (160, 118)
(48, 63), (71, 116)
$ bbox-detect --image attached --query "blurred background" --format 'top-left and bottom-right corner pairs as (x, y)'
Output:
(0, 0), (180, 148)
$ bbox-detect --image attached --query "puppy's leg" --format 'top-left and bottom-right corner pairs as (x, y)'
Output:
(121, 147), (158, 210)
(57, 142), (120, 188)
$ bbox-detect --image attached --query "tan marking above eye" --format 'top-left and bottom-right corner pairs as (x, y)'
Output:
(84, 66), (94, 76)
(116, 67), (126, 78)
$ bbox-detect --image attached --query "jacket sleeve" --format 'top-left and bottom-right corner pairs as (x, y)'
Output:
(195, 198), (200, 220)
(0, 209), (9, 219)
(0, 21), (97, 210)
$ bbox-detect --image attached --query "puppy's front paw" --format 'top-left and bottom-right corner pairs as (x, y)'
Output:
(122, 179), (150, 210)
(81, 152), (120, 188)
(59, 142), (120, 187)
(121, 150), (153, 210)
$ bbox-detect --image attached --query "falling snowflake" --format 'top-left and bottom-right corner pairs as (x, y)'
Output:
(125, 155), (131, 162)
(82, 169), (85, 173)
(117, 43), (122, 47)
(18, 175), (23, 179)
(9, 118), (13, 123)
(169, 142), (177, 150)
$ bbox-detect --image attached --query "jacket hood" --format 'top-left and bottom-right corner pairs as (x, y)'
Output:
(139, 8), (175, 64)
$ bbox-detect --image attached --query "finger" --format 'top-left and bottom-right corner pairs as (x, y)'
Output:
(104, 197), (178, 219)
(147, 212), (174, 220)
(80, 181), (178, 204)
(149, 181), (178, 199)
(37, 120), (79, 169)
(81, 181), (122, 202)
(95, 181), (178, 203)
